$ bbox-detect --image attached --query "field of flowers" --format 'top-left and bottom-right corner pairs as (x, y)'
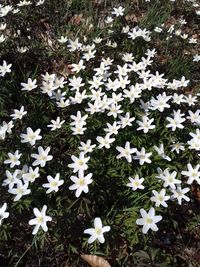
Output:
(0, 0), (200, 266)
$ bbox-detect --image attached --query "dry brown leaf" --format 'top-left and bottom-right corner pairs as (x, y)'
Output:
(52, 61), (75, 78)
(81, 254), (111, 267)
(125, 14), (139, 23)
(70, 14), (85, 26)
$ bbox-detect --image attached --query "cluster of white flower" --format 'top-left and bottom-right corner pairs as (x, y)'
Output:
(0, 2), (200, 243)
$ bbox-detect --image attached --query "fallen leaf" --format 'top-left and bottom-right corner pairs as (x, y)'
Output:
(81, 254), (111, 267)
(70, 14), (85, 26)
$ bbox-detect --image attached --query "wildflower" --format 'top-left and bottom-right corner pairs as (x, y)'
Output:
(136, 207), (162, 234)
(170, 142), (185, 154)
(127, 175), (144, 191)
(104, 121), (121, 136)
(136, 115), (155, 133)
(42, 173), (64, 194)
(3, 170), (19, 189)
(0, 203), (9, 225)
(31, 146), (53, 167)
(84, 217), (110, 243)
(57, 36), (68, 43)
(22, 167), (40, 183)
(28, 205), (52, 235)
(78, 140), (96, 154)
(0, 124), (7, 140)
(10, 106), (27, 120)
(116, 141), (137, 163)
(150, 189), (170, 207)
(133, 147), (152, 165)
(8, 180), (30, 201)
(68, 76), (85, 91)
(112, 6), (125, 17)
(166, 110), (186, 131)
(69, 171), (93, 197)
(17, 0), (32, 6)
(71, 60), (85, 73)
(68, 152), (90, 173)
(158, 168), (181, 189)
(96, 134), (115, 149)
(181, 164), (200, 184)
(47, 117), (65, 131)
(20, 127), (42, 146)
(154, 144), (171, 161)
(4, 150), (22, 168)
(21, 78), (37, 91)
(0, 60), (12, 76)
(118, 112), (135, 128)
(171, 187), (190, 205)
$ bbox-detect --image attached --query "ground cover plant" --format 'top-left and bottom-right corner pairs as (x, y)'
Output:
(0, 0), (200, 266)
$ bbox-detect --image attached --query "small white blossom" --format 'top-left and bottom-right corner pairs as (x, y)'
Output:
(84, 217), (110, 243)
(28, 205), (52, 235)
(136, 207), (162, 234)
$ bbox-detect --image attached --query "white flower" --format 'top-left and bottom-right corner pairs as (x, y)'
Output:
(70, 111), (88, 126)
(10, 106), (27, 120)
(4, 150), (22, 168)
(193, 55), (200, 62)
(84, 217), (110, 243)
(41, 80), (57, 96)
(47, 117), (65, 131)
(57, 36), (68, 44)
(136, 207), (162, 234)
(0, 124), (7, 140)
(170, 142), (185, 154)
(68, 152), (90, 173)
(154, 144), (171, 161)
(96, 134), (115, 149)
(69, 171), (93, 197)
(0, 203), (9, 225)
(17, 46), (28, 53)
(36, 0), (45, 6)
(68, 76), (85, 91)
(71, 60), (85, 73)
(28, 205), (52, 235)
(136, 115), (155, 133)
(22, 167), (40, 183)
(118, 112), (135, 128)
(0, 60), (12, 76)
(166, 110), (185, 131)
(20, 127), (42, 146)
(17, 0), (32, 6)
(116, 141), (137, 163)
(133, 147), (152, 165)
(68, 38), (82, 52)
(181, 163), (200, 185)
(3, 170), (19, 189)
(149, 92), (171, 112)
(8, 180), (30, 201)
(171, 187), (190, 205)
(42, 173), (64, 193)
(150, 189), (170, 207)
(31, 146), (53, 167)
(112, 6), (125, 17)
(127, 175), (144, 191)
(0, 34), (6, 43)
(158, 168), (181, 189)
(105, 16), (113, 24)
(21, 78), (37, 91)
(3, 120), (14, 134)
(78, 140), (96, 154)
(0, 23), (6, 30)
